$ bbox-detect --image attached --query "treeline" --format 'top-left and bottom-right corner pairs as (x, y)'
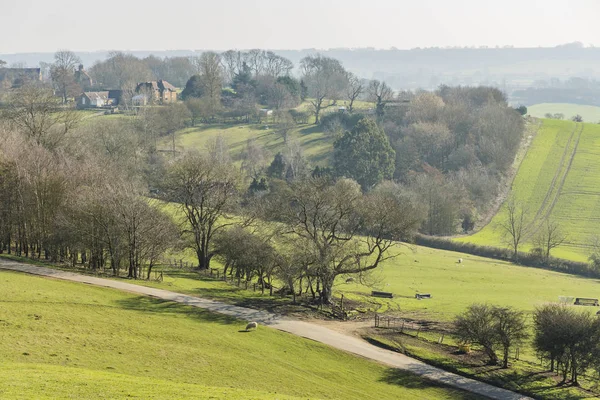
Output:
(0, 86), (179, 279)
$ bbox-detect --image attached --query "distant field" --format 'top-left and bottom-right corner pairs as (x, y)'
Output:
(528, 103), (600, 123)
(0, 270), (472, 400)
(458, 119), (600, 261)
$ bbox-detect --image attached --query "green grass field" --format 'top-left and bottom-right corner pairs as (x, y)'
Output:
(165, 122), (334, 167)
(0, 270), (475, 400)
(158, 100), (376, 167)
(141, 244), (600, 323)
(528, 103), (600, 124)
(459, 119), (600, 261)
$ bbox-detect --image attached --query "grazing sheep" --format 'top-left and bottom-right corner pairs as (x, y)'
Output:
(245, 322), (258, 331)
(457, 258), (463, 264)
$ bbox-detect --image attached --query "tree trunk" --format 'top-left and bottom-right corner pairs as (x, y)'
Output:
(484, 347), (498, 365)
(320, 277), (335, 305)
(502, 347), (509, 368)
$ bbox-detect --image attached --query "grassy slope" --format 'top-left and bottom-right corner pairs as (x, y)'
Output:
(528, 103), (600, 123)
(0, 270), (475, 400)
(158, 100), (375, 167)
(167, 123), (334, 167)
(459, 119), (600, 261)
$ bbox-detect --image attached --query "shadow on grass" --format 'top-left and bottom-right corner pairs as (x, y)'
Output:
(193, 287), (314, 315)
(379, 369), (479, 399)
(114, 296), (239, 326)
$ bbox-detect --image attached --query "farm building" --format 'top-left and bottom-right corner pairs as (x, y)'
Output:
(135, 80), (177, 103)
(73, 64), (93, 90)
(76, 90), (121, 109)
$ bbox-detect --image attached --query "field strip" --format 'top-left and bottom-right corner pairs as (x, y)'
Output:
(0, 260), (530, 400)
(526, 123), (584, 238)
(528, 123), (577, 226)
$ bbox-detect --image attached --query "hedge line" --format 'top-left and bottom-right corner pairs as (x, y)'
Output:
(414, 235), (600, 279)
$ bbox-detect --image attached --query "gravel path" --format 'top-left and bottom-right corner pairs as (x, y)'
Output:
(0, 259), (531, 400)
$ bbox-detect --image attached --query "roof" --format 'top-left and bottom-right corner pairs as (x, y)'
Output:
(136, 80), (176, 93)
(83, 91), (109, 101)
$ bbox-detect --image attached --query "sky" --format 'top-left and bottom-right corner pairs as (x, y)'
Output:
(1, 0), (599, 54)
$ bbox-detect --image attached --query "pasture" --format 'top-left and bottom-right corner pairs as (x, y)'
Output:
(528, 103), (600, 123)
(163, 122), (334, 167)
(459, 119), (600, 262)
(0, 270), (474, 400)
(137, 243), (600, 323)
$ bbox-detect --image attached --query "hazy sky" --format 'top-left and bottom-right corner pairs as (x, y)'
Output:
(1, 0), (598, 53)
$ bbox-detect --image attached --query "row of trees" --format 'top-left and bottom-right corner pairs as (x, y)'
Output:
(456, 303), (600, 386)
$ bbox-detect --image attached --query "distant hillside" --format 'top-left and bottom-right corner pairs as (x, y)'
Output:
(3, 44), (600, 90)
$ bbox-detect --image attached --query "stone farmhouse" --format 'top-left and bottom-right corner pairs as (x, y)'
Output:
(135, 80), (177, 104)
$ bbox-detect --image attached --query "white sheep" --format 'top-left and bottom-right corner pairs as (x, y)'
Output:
(245, 321), (258, 331)
(458, 258), (463, 264)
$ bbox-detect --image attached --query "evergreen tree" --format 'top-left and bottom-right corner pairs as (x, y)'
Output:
(333, 118), (395, 190)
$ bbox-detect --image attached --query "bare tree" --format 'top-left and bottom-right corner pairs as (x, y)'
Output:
(274, 110), (296, 144)
(498, 198), (528, 261)
(198, 52), (223, 101)
(455, 304), (499, 364)
(271, 178), (422, 303)
(345, 72), (364, 112)
(2, 85), (81, 149)
(367, 80), (394, 117)
(534, 219), (567, 261)
(51, 50), (81, 103)
(161, 152), (239, 270)
(300, 55), (348, 124)
(493, 307), (528, 368)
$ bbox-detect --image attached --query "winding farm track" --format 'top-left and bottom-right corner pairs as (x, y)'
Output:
(0, 259), (531, 400)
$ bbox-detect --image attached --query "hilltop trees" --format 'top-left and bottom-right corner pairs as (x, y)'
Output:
(301, 55), (348, 124)
(333, 118), (395, 190)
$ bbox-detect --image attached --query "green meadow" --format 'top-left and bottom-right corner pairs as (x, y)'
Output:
(0, 270), (475, 400)
(164, 122), (334, 167)
(459, 119), (600, 262)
